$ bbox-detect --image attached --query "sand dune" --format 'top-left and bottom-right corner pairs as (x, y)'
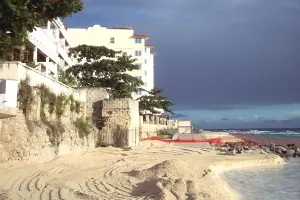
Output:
(0, 141), (284, 200)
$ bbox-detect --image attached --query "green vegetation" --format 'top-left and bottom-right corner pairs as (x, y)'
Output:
(38, 84), (64, 147)
(66, 45), (144, 98)
(39, 84), (55, 119)
(73, 118), (90, 139)
(55, 94), (67, 118)
(157, 128), (178, 139)
(58, 72), (77, 87)
(75, 101), (81, 114)
(17, 80), (88, 148)
(138, 87), (174, 115)
(0, 0), (83, 60)
(69, 95), (75, 112)
(17, 77), (34, 116)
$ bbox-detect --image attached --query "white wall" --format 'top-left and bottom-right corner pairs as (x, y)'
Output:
(0, 80), (18, 108)
(0, 62), (85, 108)
(178, 121), (192, 127)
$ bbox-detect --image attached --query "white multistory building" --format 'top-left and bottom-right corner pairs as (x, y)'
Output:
(0, 18), (81, 109)
(26, 18), (74, 78)
(66, 25), (156, 98)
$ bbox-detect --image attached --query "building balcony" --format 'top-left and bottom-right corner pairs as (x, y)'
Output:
(57, 46), (73, 68)
(27, 28), (60, 64)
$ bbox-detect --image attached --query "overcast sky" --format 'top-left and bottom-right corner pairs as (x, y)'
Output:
(65, 0), (300, 129)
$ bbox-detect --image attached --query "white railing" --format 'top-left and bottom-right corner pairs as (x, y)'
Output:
(0, 62), (85, 102)
(27, 28), (60, 63)
(57, 44), (73, 66)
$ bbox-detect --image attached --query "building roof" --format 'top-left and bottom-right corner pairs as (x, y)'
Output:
(132, 33), (149, 39)
(150, 52), (157, 55)
(145, 44), (154, 48)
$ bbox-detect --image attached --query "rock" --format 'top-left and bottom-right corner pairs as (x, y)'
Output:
(270, 144), (276, 151)
(236, 146), (244, 154)
(261, 146), (271, 153)
(250, 146), (258, 150)
(276, 146), (287, 152)
(231, 149), (237, 155)
(286, 150), (295, 157)
(260, 149), (268, 154)
(243, 146), (250, 151)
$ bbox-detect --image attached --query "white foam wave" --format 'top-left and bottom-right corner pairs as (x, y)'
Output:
(225, 130), (300, 135)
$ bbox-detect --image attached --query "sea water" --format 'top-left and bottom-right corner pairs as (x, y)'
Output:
(225, 159), (300, 200)
(219, 128), (300, 141)
(213, 128), (300, 200)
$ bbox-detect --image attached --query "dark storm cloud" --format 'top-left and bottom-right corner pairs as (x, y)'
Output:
(171, 113), (189, 119)
(221, 118), (229, 121)
(264, 119), (277, 124)
(66, 0), (300, 110)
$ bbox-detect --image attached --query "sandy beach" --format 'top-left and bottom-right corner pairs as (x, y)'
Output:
(0, 136), (284, 200)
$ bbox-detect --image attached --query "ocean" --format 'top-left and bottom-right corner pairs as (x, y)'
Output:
(225, 159), (300, 200)
(217, 128), (300, 200)
(211, 128), (300, 141)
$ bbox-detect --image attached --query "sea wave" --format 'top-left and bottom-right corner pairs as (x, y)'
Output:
(225, 129), (300, 136)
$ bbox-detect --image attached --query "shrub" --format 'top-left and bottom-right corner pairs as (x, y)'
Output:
(18, 77), (34, 116)
(45, 120), (65, 148)
(73, 118), (90, 138)
(48, 92), (56, 114)
(75, 100), (81, 114)
(157, 128), (178, 139)
(69, 95), (75, 112)
(55, 94), (67, 117)
(38, 84), (56, 118)
(38, 85), (66, 149)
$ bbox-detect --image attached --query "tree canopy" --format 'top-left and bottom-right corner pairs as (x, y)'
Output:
(0, 0), (83, 60)
(66, 45), (144, 98)
(58, 72), (77, 87)
(138, 87), (174, 115)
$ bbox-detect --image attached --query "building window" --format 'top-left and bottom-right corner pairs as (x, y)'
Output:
(135, 38), (142, 43)
(110, 37), (115, 43)
(135, 50), (142, 56)
(137, 64), (142, 70)
(145, 59), (147, 64)
(145, 70), (147, 76)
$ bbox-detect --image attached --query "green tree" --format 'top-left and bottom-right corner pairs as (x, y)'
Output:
(138, 87), (174, 115)
(66, 45), (144, 98)
(58, 72), (77, 87)
(0, 0), (83, 60)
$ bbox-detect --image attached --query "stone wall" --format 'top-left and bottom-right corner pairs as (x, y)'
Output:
(0, 88), (96, 163)
(76, 87), (108, 126)
(98, 99), (139, 148)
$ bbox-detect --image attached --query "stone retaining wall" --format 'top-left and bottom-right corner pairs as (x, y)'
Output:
(98, 99), (139, 147)
(0, 87), (96, 163)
